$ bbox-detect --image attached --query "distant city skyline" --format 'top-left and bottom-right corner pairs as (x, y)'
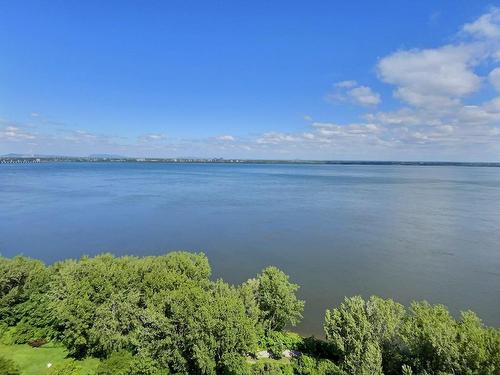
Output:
(1, 1), (500, 161)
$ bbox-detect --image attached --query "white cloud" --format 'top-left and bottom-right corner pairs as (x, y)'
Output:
(329, 81), (381, 107)
(347, 86), (381, 106)
(137, 133), (167, 143)
(364, 108), (423, 126)
(215, 135), (235, 141)
(335, 80), (358, 88)
(312, 122), (381, 136)
(256, 132), (301, 145)
(463, 7), (500, 39)
(378, 45), (482, 108)
(489, 67), (500, 91)
(4, 9), (500, 161)
(0, 125), (36, 140)
(454, 98), (500, 126)
(253, 123), (384, 151)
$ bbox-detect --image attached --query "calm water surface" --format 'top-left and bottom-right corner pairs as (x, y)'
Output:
(1, 163), (499, 335)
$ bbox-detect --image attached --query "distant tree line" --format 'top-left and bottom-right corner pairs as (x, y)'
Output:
(0, 252), (498, 374)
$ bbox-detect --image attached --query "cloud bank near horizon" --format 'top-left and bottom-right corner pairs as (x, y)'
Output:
(1, 8), (500, 161)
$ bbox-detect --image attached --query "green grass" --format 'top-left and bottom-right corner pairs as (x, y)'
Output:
(0, 343), (99, 375)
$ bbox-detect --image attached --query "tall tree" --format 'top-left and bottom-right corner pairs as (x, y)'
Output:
(254, 266), (304, 332)
(324, 296), (383, 375)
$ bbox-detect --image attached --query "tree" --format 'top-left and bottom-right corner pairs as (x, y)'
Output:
(365, 296), (405, 374)
(0, 256), (54, 343)
(324, 296), (383, 375)
(485, 327), (500, 373)
(238, 278), (262, 325)
(136, 280), (256, 374)
(48, 252), (213, 359)
(3, 251), (500, 375)
(400, 301), (460, 374)
(209, 281), (257, 373)
(456, 310), (500, 374)
(253, 267), (304, 332)
(325, 296), (500, 375)
(49, 254), (143, 357)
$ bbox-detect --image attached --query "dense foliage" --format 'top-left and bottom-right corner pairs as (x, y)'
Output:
(324, 296), (500, 375)
(0, 252), (498, 374)
(0, 355), (20, 375)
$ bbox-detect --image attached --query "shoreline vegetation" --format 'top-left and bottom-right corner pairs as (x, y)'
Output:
(1, 155), (500, 167)
(1, 252), (499, 374)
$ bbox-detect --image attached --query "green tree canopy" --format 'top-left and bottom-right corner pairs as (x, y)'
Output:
(1, 253), (499, 375)
(324, 296), (383, 375)
(253, 266), (304, 332)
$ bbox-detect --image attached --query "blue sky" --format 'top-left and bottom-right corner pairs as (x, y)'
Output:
(1, 1), (500, 160)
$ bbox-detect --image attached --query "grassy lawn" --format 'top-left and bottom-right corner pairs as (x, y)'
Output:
(0, 343), (99, 375)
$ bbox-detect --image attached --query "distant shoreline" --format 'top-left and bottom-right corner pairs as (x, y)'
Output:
(1, 156), (500, 167)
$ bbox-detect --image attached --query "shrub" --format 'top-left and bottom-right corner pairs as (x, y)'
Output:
(316, 359), (345, 375)
(293, 354), (316, 374)
(260, 331), (303, 359)
(96, 350), (134, 375)
(46, 360), (80, 375)
(248, 360), (294, 375)
(129, 355), (170, 375)
(11, 320), (53, 344)
(298, 336), (335, 359)
(293, 355), (345, 375)
(261, 332), (284, 359)
(0, 355), (20, 375)
(0, 326), (16, 345)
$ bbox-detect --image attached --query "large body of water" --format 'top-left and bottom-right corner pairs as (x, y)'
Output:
(1, 162), (499, 335)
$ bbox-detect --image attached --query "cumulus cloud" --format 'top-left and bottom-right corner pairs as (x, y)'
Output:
(249, 7), (500, 160)
(378, 45), (482, 108)
(347, 86), (381, 106)
(3, 8), (500, 160)
(364, 108), (425, 126)
(463, 7), (500, 39)
(329, 81), (381, 107)
(254, 123), (383, 150)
